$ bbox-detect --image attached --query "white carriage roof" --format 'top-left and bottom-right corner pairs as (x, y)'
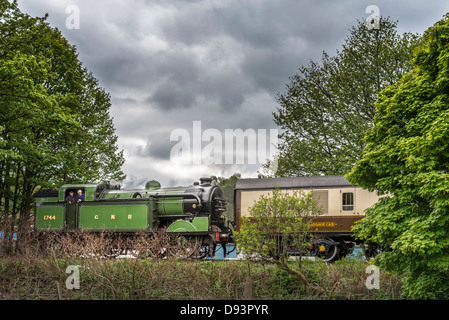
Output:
(234, 175), (355, 190)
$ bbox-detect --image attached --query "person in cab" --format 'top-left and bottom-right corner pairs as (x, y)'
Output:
(76, 189), (85, 203)
(66, 190), (76, 204)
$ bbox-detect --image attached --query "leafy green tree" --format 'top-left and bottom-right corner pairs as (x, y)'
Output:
(268, 17), (420, 177)
(347, 13), (449, 299)
(0, 1), (125, 244)
(235, 188), (323, 294)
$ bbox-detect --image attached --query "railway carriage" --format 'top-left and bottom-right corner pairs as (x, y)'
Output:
(234, 175), (381, 261)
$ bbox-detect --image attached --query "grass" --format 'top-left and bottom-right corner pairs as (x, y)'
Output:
(0, 230), (402, 300)
(0, 256), (402, 300)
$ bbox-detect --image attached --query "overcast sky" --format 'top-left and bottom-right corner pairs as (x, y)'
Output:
(17, 0), (449, 187)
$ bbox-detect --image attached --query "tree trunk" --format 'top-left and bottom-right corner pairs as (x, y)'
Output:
(275, 260), (311, 295)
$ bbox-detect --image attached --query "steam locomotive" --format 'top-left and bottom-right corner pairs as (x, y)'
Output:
(33, 177), (232, 258)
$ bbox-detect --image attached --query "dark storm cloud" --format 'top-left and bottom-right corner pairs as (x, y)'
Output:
(60, 0), (358, 111)
(153, 0), (365, 95)
(136, 138), (173, 160)
(18, 0), (449, 102)
(144, 49), (200, 110)
(149, 86), (196, 111)
(23, 0), (447, 114)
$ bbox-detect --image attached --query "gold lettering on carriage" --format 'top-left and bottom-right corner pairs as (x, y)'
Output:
(310, 221), (338, 227)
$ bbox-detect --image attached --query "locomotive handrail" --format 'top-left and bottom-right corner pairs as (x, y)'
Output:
(151, 193), (202, 207)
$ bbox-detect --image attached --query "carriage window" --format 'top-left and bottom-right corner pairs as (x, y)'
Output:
(342, 192), (354, 211)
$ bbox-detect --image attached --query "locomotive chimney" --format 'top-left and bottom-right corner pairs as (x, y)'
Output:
(199, 177), (212, 185)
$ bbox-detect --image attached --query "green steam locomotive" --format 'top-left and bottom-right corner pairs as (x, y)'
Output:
(33, 177), (232, 257)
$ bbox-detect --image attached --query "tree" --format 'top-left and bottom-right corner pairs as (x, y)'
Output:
(0, 1), (125, 245)
(235, 188), (323, 294)
(268, 17), (421, 177)
(347, 13), (449, 299)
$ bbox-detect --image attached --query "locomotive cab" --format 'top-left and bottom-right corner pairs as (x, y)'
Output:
(58, 184), (99, 202)
(64, 188), (85, 202)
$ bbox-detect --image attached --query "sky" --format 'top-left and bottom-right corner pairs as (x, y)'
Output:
(17, 0), (449, 187)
